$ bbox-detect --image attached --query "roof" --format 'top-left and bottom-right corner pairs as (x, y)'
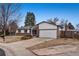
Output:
(24, 26), (32, 29)
(18, 26), (25, 30)
(17, 21), (60, 30)
(18, 26), (33, 30)
(31, 25), (38, 29)
(37, 21), (58, 26)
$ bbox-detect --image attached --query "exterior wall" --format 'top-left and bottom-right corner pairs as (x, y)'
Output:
(39, 23), (57, 38)
(16, 29), (25, 36)
(21, 30), (24, 33)
(16, 33), (26, 36)
(57, 26), (60, 38)
(16, 29), (25, 33)
(16, 30), (18, 33)
(39, 23), (57, 29)
(36, 26), (39, 37)
(16, 29), (32, 36)
(27, 29), (30, 33)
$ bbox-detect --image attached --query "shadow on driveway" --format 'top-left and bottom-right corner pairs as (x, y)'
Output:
(0, 48), (6, 56)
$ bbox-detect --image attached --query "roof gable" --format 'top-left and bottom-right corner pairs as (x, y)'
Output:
(37, 21), (57, 26)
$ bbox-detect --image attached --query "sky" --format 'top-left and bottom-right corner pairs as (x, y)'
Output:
(19, 3), (79, 27)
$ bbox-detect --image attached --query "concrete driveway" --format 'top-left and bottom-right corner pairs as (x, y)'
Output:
(1, 38), (79, 56)
(0, 38), (51, 56)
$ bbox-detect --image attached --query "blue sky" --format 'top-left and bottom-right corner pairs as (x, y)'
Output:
(19, 3), (79, 27)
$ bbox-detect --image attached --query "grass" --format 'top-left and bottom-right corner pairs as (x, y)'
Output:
(0, 35), (33, 43)
(0, 36), (23, 43)
(27, 38), (79, 50)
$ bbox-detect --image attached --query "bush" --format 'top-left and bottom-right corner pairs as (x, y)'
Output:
(0, 32), (3, 36)
(21, 34), (32, 40)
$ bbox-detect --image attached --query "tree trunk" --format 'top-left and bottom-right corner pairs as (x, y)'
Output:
(3, 29), (5, 42)
(65, 24), (67, 40)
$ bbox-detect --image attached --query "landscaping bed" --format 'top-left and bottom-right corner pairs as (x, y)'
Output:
(27, 38), (79, 50)
(31, 44), (77, 56)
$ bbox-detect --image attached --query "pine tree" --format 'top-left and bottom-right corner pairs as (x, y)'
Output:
(25, 12), (36, 26)
(68, 22), (75, 29)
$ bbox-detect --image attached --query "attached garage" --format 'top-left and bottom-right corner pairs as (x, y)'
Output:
(38, 21), (58, 39)
(39, 30), (57, 38)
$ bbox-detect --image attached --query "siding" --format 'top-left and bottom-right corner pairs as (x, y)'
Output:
(39, 23), (57, 30)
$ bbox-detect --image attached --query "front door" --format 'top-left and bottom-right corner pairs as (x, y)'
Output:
(32, 30), (37, 36)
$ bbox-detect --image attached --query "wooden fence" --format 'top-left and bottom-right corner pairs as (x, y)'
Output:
(60, 31), (79, 39)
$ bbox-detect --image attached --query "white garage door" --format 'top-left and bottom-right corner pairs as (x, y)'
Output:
(39, 30), (57, 38)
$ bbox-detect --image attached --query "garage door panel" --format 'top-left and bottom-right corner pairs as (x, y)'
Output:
(39, 30), (57, 38)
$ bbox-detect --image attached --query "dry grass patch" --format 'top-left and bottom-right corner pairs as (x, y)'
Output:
(0, 35), (33, 43)
(0, 36), (23, 43)
(5, 36), (23, 43)
(27, 38), (79, 50)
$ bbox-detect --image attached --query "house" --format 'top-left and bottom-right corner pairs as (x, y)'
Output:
(16, 21), (60, 39)
(16, 26), (38, 36)
(16, 21), (77, 38)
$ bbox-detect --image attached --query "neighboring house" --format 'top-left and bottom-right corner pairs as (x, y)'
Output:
(59, 22), (75, 31)
(16, 25), (38, 36)
(59, 23), (76, 38)
(16, 26), (25, 36)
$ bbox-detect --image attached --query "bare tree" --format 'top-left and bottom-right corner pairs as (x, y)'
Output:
(60, 19), (66, 30)
(64, 20), (68, 39)
(47, 17), (59, 24)
(53, 17), (59, 24)
(47, 18), (53, 23)
(76, 24), (79, 31)
(9, 20), (18, 35)
(0, 3), (21, 42)
(60, 19), (68, 39)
